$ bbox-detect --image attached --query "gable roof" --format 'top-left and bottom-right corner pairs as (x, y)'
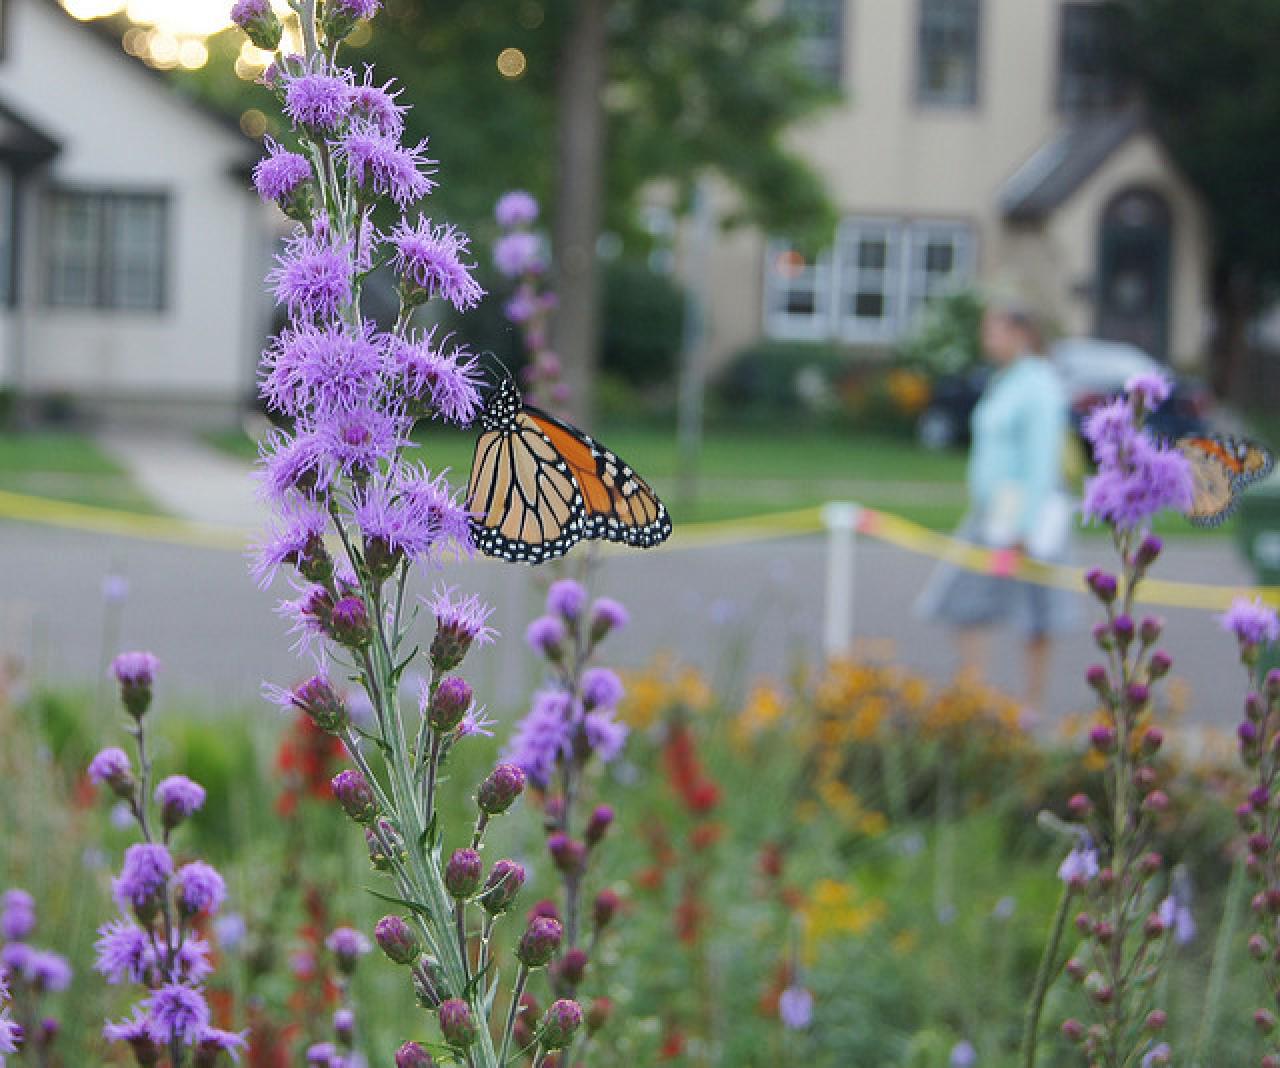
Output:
(999, 107), (1145, 223)
(0, 98), (59, 168)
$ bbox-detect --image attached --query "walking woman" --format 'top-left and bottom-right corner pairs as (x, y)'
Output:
(915, 293), (1076, 715)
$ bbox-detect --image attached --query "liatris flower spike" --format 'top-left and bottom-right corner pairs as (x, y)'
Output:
(1222, 595), (1280, 1062)
(1024, 377), (1189, 1068)
(88, 654), (242, 1067)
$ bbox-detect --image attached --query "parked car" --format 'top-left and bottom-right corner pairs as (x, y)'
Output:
(914, 338), (1212, 450)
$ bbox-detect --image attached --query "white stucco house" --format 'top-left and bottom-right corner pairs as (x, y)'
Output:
(0, 0), (271, 425)
(684, 0), (1212, 372)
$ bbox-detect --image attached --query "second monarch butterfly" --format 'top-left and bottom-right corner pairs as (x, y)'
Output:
(1177, 434), (1275, 527)
(465, 370), (672, 563)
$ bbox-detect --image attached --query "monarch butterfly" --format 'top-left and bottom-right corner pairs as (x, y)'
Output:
(465, 371), (672, 563)
(1177, 435), (1274, 527)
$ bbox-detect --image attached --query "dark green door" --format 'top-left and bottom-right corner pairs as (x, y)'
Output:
(1095, 188), (1172, 360)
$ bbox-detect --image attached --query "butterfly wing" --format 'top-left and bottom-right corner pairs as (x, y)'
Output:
(524, 407), (673, 549)
(1177, 438), (1239, 527)
(1231, 439), (1275, 486)
(466, 418), (588, 563)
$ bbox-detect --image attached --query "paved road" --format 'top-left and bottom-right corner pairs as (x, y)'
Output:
(0, 515), (1257, 731)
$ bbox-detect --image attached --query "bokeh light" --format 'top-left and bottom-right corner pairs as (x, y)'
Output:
(496, 46), (527, 80)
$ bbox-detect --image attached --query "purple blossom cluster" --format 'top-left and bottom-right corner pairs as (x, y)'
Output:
(0, 889), (72, 1062)
(1222, 596), (1280, 1061)
(86, 653), (243, 1067)
(491, 190), (565, 409)
(303, 926), (372, 1067)
(1080, 376), (1194, 532)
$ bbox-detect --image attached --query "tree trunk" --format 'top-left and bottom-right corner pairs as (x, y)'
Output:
(551, 0), (609, 426)
(1210, 262), (1256, 405)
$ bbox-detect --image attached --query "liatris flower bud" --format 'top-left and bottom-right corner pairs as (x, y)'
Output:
(395, 1041), (436, 1068)
(1140, 726), (1164, 754)
(589, 598), (628, 644)
(1139, 616), (1163, 644)
(1240, 720), (1263, 765)
(1142, 790), (1170, 814)
(481, 860), (526, 915)
(375, 915), (420, 965)
(329, 596), (373, 648)
(291, 676), (348, 733)
(230, 0), (282, 50)
(1143, 912), (1166, 939)
(1091, 622), (1114, 651)
(1148, 650), (1172, 679)
(112, 652), (159, 719)
(321, 0), (379, 44)
(516, 917), (562, 969)
(412, 956), (449, 1008)
(1133, 534), (1163, 570)
(593, 888), (620, 930)
(1239, 802), (1260, 831)
(1061, 1018), (1084, 1042)
(539, 999), (583, 1051)
(429, 677), (472, 732)
(294, 533), (333, 584)
(1085, 568), (1118, 603)
(88, 747), (135, 799)
(366, 826), (392, 870)
(445, 849), (483, 899)
(1249, 833), (1270, 856)
(586, 805), (614, 846)
(115, 842), (173, 923)
(1145, 1009), (1167, 1032)
(428, 591), (495, 673)
(1126, 682), (1150, 709)
(437, 999), (477, 1048)
(156, 775), (206, 829)
(1093, 919), (1115, 943)
(547, 579), (587, 622)
(1112, 615), (1135, 648)
(1139, 851), (1163, 875)
(1250, 934), (1269, 959)
(1067, 793), (1093, 818)
(547, 833), (586, 876)
(555, 948), (588, 986)
(512, 992), (540, 1049)
(1064, 958), (1086, 981)
(1134, 765), (1158, 793)
(333, 1008), (355, 1044)
(2, 889), (35, 941)
(1085, 665), (1109, 696)
(528, 899), (560, 924)
(1256, 1010), (1278, 1035)
(1089, 724), (1116, 753)
(1252, 785), (1272, 811)
(525, 616), (566, 661)
(175, 861), (226, 917)
(1246, 692), (1266, 722)
(326, 927), (372, 975)
(587, 997), (613, 1035)
(332, 770), (377, 824)
(477, 763), (526, 815)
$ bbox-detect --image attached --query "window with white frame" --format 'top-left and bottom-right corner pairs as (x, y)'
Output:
(916, 0), (982, 108)
(46, 190), (167, 311)
(763, 241), (833, 340)
(763, 218), (974, 343)
(785, 0), (845, 88)
(1057, 2), (1126, 114)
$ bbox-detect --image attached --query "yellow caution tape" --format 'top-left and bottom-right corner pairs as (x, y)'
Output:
(0, 487), (1276, 611)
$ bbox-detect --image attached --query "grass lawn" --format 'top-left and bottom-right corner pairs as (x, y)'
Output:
(207, 422), (1240, 537)
(0, 431), (158, 513)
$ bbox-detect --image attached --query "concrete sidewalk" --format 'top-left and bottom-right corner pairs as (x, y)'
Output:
(96, 430), (268, 529)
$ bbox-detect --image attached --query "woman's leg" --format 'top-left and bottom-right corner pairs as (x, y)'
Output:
(1024, 632), (1052, 712)
(953, 625), (994, 680)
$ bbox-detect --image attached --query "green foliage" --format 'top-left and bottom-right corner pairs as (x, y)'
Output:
(895, 289), (985, 377)
(714, 340), (853, 418)
(602, 258), (687, 387)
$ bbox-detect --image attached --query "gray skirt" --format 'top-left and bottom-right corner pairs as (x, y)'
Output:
(913, 513), (1080, 638)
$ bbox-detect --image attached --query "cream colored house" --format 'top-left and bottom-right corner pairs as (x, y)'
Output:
(0, 0), (272, 425)
(693, 0), (1211, 371)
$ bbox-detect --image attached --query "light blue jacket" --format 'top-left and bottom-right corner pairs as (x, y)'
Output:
(967, 355), (1068, 541)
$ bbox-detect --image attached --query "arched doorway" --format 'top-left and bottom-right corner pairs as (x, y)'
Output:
(1095, 188), (1172, 360)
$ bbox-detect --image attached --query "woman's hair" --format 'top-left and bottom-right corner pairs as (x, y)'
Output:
(986, 290), (1049, 353)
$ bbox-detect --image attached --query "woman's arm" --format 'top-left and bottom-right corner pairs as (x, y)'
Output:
(1017, 371), (1068, 541)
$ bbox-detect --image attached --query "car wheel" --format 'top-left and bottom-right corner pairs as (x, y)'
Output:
(917, 408), (957, 451)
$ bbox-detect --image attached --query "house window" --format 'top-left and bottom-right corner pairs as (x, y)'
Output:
(45, 190), (167, 311)
(763, 218), (976, 343)
(904, 221), (975, 319)
(916, 0), (982, 108)
(1057, 2), (1125, 113)
(763, 242), (833, 341)
(835, 220), (902, 342)
(0, 169), (12, 306)
(785, 0), (845, 88)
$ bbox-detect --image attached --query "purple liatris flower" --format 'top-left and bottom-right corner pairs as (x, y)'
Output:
(505, 690), (575, 786)
(1125, 372), (1172, 411)
(950, 1040), (978, 1068)
(251, 499), (331, 589)
(590, 597), (629, 641)
(385, 330), (483, 424)
(495, 190), (539, 228)
(112, 651), (159, 688)
(313, 401), (407, 476)
(526, 615), (566, 658)
(174, 862), (226, 917)
(1058, 842), (1099, 886)
(427, 586), (497, 671)
(337, 125), (436, 208)
(778, 984), (814, 1029)
(326, 927), (372, 973)
(87, 747), (133, 793)
(95, 918), (154, 984)
(260, 319), (383, 417)
(145, 982), (210, 1046)
(24, 950), (72, 992)
(1082, 432), (1194, 531)
(1, 889), (36, 941)
(547, 579), (587, 621)
(329, 0), (381, 18)
(493, 232), (542, 278)
(349, 70), (407, 136)
(584, 711), (627, 763)
(1221, 596), (1280, 648)
(155, 775), (206, 826)
(268, 230), (354, 322)
(581, 667), (624, 711)
(114, 843), (173, 914)
(284, 68), (353, 131)
(253, 138), (311, 205)
(387, 218), (484, 311)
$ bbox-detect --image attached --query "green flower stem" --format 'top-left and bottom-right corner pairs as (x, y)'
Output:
(497, 963), (531, 1065)
(1021, 880), (1074, 1068)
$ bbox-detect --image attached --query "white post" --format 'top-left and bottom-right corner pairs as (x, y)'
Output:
(822, 501), (861, 660)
